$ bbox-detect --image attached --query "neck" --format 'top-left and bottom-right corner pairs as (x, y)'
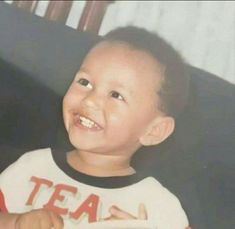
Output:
(67, 149), (136, 177)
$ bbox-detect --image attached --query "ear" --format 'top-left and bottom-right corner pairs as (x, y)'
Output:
(139, 116), (175, 146)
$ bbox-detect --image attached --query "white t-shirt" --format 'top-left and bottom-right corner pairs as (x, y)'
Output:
(0, 148), (189, 229)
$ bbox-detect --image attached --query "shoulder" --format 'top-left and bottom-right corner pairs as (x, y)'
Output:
(131, 176), (185, 210)
(134, 176), (165, 192)
(138, 177), (189, 228)
(9, 148), (53, 170)
(0, 148), (52, 181)
(17, 148), (52, 163)
(138, 176), (180, 200)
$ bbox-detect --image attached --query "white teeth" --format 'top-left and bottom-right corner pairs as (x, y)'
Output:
(80, 116), (95, 128)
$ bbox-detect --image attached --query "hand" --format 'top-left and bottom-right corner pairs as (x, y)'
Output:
(102, 203), (147, 221)
(15, 209), (63, 229)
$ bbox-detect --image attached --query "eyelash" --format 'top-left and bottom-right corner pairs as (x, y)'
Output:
(77, 78), (124, 101)
(77, 78), (93, 89)
(110, 91), (124, 101)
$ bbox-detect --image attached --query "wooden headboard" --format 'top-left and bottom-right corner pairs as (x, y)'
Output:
(12, 0), (114, 34)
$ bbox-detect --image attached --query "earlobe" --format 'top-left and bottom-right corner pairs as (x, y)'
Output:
(140, 116), (175, 146)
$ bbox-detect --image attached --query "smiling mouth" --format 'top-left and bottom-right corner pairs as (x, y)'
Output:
(74, 114), (102, 130)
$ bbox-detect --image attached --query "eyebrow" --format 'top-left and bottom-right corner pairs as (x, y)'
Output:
(78, 67), (134, 96)
(78, 67), (89, 74)
(113, 82), (134, 98)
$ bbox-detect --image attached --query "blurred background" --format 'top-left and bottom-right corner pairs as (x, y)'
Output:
(4, 0), (235, 84)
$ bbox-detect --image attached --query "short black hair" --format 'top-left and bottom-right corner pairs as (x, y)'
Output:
(101, 26), (190, 118)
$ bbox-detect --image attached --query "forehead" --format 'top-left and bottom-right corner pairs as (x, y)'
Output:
(86, 41), (160, 69)
(82, 41), (163, 88)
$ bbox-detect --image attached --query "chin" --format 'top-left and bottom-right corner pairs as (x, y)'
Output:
(68, 135), (98, 152)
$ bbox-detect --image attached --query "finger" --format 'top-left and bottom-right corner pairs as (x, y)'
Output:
(38, 211), (55, 229)
(15, 212), (42, 229)
(49, 211), (64, 229)
(138, 203), (148, 220)
(39, 218), (53, 229)
(99, 215), (116, 221)
(109, 205), (136, 219)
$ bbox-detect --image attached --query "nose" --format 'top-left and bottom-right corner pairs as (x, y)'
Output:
(81, 90), (104, 111)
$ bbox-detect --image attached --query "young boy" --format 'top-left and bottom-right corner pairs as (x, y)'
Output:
(0, 26), (191, 229)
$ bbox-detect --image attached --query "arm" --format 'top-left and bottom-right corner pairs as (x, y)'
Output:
(101, 204), (192, 229)
(0, 209), (63, 229)
(101, 203), (147, 221)
(0, 213), (18, 228)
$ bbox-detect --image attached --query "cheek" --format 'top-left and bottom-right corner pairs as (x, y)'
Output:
(62, 90), (81, 128)
(105, 105), (138, 135)
(63, 93), (73, 116)
(113, 103), (157, 136)
(62, 96), (71, 130)
(105, 103), (128, 122)
(63, 87), (82, 111)
(108, 114), (129, 129)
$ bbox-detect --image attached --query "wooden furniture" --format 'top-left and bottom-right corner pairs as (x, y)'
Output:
(12, 0), (114, 34)
(12, 0), (38, 13)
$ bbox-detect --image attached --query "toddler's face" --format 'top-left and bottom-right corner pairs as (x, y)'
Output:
(63, 42), (164, 156)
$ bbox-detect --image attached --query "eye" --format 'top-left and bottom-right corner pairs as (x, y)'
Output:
(77, 78), (93, 89)
(110, 91), (124, 101)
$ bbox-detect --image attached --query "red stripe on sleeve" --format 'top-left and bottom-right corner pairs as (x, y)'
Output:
(0, 190), (8, 212)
